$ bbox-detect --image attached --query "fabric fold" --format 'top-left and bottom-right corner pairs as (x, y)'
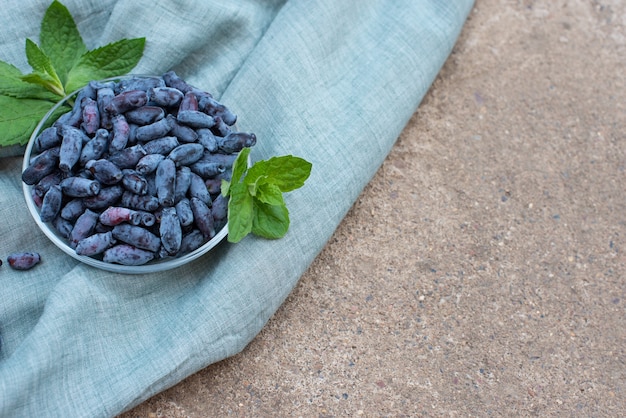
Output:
(0, 0), (474, 416)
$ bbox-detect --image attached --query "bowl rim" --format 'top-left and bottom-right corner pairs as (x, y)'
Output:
(22, 75), (232, 274)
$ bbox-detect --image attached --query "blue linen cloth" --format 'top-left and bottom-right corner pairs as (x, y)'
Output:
(0, 0), (474, 416)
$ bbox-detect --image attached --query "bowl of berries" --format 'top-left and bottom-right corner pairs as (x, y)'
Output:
(21, 72), (256, 274)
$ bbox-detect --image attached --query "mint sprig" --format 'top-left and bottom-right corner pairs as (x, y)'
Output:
(221, 148), (313, 243)
(0, 0), (145, 147)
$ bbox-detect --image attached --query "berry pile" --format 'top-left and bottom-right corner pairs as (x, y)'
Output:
(22, 72), (255, 266)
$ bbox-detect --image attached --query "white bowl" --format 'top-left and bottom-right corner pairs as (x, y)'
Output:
(22, 76), (234, 274)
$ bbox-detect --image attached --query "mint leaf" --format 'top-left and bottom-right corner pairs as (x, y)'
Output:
(24, 39), (55, 74)
(0, 1), (146, 148)
(21, 72), (63, 94)
(253, 182), (284, 206)
(65, 38), (146, 92)
(221, 179), (231, 197)
(251, 200), (290, 240)
(23, 39), (64, 96)
(231, 147), (251, 185)
(227, 182), (255, 243)
(222, 147), (251, 197)
(224, 150), (311, 242)
(0, 61), (59, 100)
(245, 155), (312, 192)
(0, 95), (66, 146)
(40, 0), (87, 86)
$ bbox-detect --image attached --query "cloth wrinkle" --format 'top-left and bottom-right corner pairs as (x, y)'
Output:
(215, 0), (288, 98)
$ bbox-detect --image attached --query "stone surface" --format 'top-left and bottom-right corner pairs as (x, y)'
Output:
(120, 0), (626, 416)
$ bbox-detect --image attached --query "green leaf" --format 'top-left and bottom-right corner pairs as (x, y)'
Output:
(25, 39), (54, 74)
(21, 71), (64, 96)
(226, 182), (254, 243)
(65, 38), (146, 92)
(40, 0), (87, 86)
(245, 155), (312, 192)
(251, 200), (290, 240)
(23, 39), (64, 96)
(226, 151), (311, 242)
(221, 179), (231, 197)
(0, 0), (146, 149)
(0, 95), (67, 146)
(231, 147), (251, 185)
(253, 182), (285, 206)
(0, 60), (60, 100)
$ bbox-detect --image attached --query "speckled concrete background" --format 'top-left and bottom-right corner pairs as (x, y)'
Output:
(120, 0), (626, 416)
